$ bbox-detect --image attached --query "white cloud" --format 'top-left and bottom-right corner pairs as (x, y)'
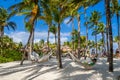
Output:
(61, 32), (70, 37)
(6, 31), (118, 49)
(5, 31), (69, 45)
(49, 37), (68, 44)
(61, 37), (68, 44)
(6, 31), (29, 44)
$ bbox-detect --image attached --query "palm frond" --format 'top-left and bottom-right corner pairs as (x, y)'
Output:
(17, 11), (31, 16)
(8, 2), (24, 11)
(7, 22), (17, 30)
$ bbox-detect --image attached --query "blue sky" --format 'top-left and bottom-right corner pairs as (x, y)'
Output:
(0, 0), (119, 51)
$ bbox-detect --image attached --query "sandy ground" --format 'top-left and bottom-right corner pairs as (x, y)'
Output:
(0, 57), (120, 80)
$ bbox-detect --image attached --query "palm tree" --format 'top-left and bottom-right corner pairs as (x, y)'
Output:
(71, 29), (76, 50)
(68, 4), (82, 59)
(49, 0), (71, 68)
(71, 19), (75, 50)
(71, 29), (78, 50)
(105, 0), (113, 72)
(64, 41), (70, 46)
(97, 22), (106, 52)
(0, 7), (16, 37)
(49, 24), (57, 44)
(89, 11), (101, 54)
(111, 0), (120, 51)
(50, 0), (83, 68)
(83, 0), (101, 54)
(69, 0), (101, 58)
(68, 0), (100, 59)
(9, 0), (43, 65)
(88, 40), (96, 49)
(67, 18), (75, 50)
(40, 39), (45, 47)
(97, 39), (103, 51)
(39, 0), (52, 51)
(77, 14), (81, 59)
(68, 10), (81, 59)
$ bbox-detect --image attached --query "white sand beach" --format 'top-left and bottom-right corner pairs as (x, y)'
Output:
(0, 57), (120, 80)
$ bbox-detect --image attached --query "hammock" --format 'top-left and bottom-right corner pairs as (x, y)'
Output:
(38, 51), (53, 63)
(68, 52), (97, 69)
(29, 51), (53, 63)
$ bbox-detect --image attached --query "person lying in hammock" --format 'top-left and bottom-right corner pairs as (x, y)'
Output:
(81, 57), (97, 67)
(89, 58), (97, 66)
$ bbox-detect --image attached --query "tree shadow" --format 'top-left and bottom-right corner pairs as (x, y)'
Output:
(0, 58), (120, 80)
(56, 58), (120, 80)
(92, 58), (120, 80)
(22, 66), (57, 80)
(56, 63), (97, 80)
(0, 58), (58, 79)
(22, 58), (73, 80)
(0, 62), (37, 76)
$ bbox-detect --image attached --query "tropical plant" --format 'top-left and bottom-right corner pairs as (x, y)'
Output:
(39, 0), (52, 50)
(83, 0), (101, 54)
(39, 39), (45, 47)
(0, 7), (16, 37)
(48, 0), (69, 68)
(111, 0), (120, 50)
(88, 40), (96, 49)
(89, 11), (101, 54)
(71, 29), (86, 50)
(9, 0), (43, 65)
(71, 29), (78, 50)
(0, 36), (22, 63)
(49, 24), (57, 44)
(97, 22), (106, 51)
(105, 0), (113, 72)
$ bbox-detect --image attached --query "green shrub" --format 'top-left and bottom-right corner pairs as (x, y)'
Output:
(0, 56), (13, 63)
(5, 49), (22, 61)
(0, 48), (22, 63)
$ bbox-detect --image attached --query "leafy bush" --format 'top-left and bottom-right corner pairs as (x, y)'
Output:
(5, 49), (22, 61)
(0, 36), (22, 63)
(0, 56), (13, 63)
(0, 48), (22, 63)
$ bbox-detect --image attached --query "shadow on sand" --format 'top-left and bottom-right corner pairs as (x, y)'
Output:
(0, 58), (120, 80)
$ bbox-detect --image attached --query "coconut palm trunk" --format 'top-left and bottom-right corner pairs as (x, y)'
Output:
(84, 8), (89, 57)
(47, 25), (50, 51)
(55, 33), (57, 45)
(28, 3), (38, 53)
(72, 19), (75, 50)
(20, 2), (38, 65)
(101, 32), (106, 51)
(106, 28), (110, 57)
(105, 0), (110, 61)
(0, 27), (4, 37)
(20, 29), (33, 65)
(57, 23), (62, 68)
(95, 34), (98, 54)
(30, 25), (34, 58)
(105, 0), (113, 72)
(77, 14), (81, 59)
(20, 22), (35, 65)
